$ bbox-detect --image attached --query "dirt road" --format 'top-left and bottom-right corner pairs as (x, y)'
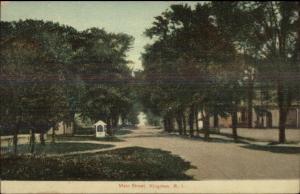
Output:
(60, 126), (300, 180)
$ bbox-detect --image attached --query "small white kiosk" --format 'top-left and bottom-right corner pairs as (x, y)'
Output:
(94, 120), (107, 138)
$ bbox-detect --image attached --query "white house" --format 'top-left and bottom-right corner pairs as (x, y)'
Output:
(47, 121), (74, 135)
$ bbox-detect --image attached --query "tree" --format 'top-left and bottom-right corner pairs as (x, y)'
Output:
(1, 19), (139, 154)
(1, 20), (75, 153)
(141, 3), (236, 139)
(76, 28), (136, 135)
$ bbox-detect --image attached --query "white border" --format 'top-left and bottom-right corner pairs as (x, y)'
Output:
(1, 180), (299, 194)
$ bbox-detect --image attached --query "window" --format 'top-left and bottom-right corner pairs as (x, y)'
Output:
(97, 125), (103, 132)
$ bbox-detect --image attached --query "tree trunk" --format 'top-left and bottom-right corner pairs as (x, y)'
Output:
(63, 122), (66, 134)
(106, 117), (113, 136)
(261, 114), (265, 128)
(52, 124), (57, 143)
(112, 117), (115, 129)
(182, 113), (187, 135)
(231, 109), (238, 141)
(195, 109), (199, 136)
(167, 117), (171, 133)
(277, 81), (289, 143)
(167, 116), (174, 133)
(189, 106), (195, 137)
(30, 129), (36, 154)
(203, 111), (210, 140)
(171, 116), (174, 132)
(70, 111), (76, 132)
(13, 124), (19, 155)
(176, 114), (183, 135)
(111, 117), (115, 136)
(112, 114), (118, 129)
(40, 128), (46, 146)
(121, 117), (125, 126)
(247, 79), (253, 128)
(279, 107), (287, 143)
(213, 112), (219, 128)
(163, 117), (168, 132)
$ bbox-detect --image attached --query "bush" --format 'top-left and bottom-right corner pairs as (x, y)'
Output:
(74, 127), (94, 135)
(1, 147), (194, 180)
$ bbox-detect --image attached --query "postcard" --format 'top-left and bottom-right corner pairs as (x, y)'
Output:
(1, 1), (299, 194)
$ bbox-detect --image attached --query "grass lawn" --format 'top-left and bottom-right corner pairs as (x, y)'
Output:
(55, 128), (133, 142)
(1, 147), (195, 180)
(56, 135), (124, 142)
(1, 142), (114, 155)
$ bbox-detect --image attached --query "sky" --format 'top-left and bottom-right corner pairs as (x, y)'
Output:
(1, 1), (199, 70)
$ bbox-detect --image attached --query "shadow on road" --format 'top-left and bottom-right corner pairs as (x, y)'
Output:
(122, 134), (168, 139)
(115, 129), (133, 136)
(163, 130), (300, 145)
(162, 132), (250, 144)
(240, 144), (300, 154)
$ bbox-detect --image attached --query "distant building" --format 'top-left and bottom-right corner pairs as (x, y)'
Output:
(47, 121), (74, 135)
(213, 105), (300, 129)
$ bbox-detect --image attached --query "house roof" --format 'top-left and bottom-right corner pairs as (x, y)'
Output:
(94, 120), (107, 126)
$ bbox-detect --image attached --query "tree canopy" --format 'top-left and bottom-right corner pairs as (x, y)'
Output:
(0, 19), (139, 153)
(139, 2), (299, 142)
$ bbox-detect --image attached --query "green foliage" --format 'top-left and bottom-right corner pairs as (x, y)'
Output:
(1, 19), (140, 154)
(140, 3), (238, 131)
(211, 1), (299, 142)
(1, 19), (140, 144)
(0, 20), (73, 134)
(74, 27), (138, 131)
(140, 2), (299, 141)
